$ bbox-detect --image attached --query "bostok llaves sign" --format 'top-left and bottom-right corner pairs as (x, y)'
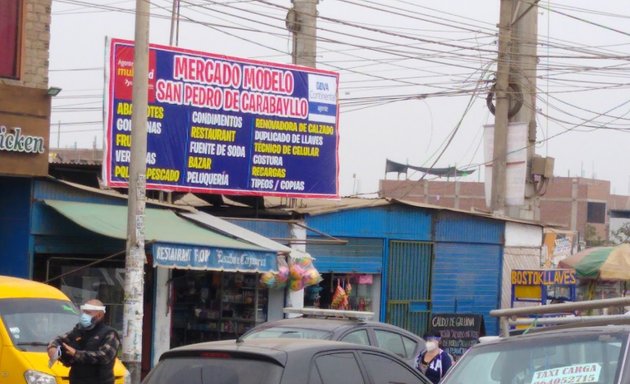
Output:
(103, 38), (340, 198)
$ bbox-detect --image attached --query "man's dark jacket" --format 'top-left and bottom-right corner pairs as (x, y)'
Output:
(50, 321), (121, 384)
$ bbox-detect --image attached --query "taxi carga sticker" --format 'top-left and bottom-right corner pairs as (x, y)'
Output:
(531, 364), (601, 384)
(103, 38), (339, 198)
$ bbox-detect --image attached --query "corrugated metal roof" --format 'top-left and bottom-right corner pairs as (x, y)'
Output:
(265, 195), (542, 226)
(264, 196), (390, 215)
(49, 148), (103, 165)
(181, 211), (311, 258)
(42, 199), (265, 251)
(393, 198), (542, 226)
(40, 178), (306, 258)
(50, 177), (194, 212)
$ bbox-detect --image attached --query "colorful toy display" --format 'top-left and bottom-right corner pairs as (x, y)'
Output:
(260, 253), (322, 291)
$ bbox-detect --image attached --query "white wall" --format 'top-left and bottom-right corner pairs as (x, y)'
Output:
(371, 275), (381, 320)
(501, 247), (542, 309)
(285, 221), (306, 318)
(610, 217), (630, 243)
(267, 288), (285, 321)
(152, 267), (172, 366)
(505, 222), (543, 247)
(501, 222), (543, 308)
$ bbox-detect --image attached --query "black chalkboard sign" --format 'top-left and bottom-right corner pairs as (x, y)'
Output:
(430, 313), (486, 360)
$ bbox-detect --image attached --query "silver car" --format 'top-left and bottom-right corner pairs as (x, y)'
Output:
(240, 309), (426, 367)
(442, 325), (627, 384)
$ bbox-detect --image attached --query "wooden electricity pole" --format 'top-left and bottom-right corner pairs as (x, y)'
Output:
(123, 0), (150, 383)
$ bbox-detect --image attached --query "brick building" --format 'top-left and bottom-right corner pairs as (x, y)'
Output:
(380, 177), (630, 245)
(1, 0), (55, 275)
(1, 0), (54, 177)
(2, 0), (51, 88)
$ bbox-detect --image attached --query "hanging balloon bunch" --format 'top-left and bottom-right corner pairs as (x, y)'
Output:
(260, 252), (322, 291)
(260, 254), (290, 289)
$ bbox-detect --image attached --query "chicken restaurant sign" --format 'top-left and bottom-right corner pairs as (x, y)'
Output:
(0, 125), (46, 154)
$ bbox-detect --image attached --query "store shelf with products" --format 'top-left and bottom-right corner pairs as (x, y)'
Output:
(170, 270), (268, 348)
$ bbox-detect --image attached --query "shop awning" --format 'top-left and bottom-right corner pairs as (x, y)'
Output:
(180, 211), (312, 260)
(42, 200), (278, 272)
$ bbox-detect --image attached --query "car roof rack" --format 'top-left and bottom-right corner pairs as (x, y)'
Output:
(490, 296), (630, 336)
(283, 307), (375, 321)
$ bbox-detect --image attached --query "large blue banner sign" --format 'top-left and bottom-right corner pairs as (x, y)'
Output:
(104, 38), (339, 198)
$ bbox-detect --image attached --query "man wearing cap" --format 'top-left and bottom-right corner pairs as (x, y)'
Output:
(47, 299), (121, 384)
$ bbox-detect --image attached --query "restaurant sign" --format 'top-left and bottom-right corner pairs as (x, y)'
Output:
(0, 125), (46, 154)
(0, 83), (51, 177)
(152, 243), (277, 272)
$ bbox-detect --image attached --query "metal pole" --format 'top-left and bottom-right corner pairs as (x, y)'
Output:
(169, 0), (176, 46)
(169, 0), (180, 46)
(123, 0), (150, 382)
(490, 0), (512, 214)
(491, 296), (630, 318)
(509, 314), (630, 326)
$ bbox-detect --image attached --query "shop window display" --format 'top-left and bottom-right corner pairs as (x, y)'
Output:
(306, 273), (374, 312)
(171, 270), (268, 347)
(43, 258), (125, 333)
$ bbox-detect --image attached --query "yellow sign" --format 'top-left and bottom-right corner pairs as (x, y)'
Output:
(511, 269), (576, 286)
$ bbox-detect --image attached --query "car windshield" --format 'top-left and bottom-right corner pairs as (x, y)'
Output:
(443, 332), (627, 384)
(242, 326), (333, 340)
(143, 356), (283, 384)
(0, 298), (80, 350)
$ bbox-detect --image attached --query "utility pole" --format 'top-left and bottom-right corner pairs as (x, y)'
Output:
(286, 0), (317, 210)
(492, 0), (540, 220)
(285, 0), (317, 315)
(169, 0), (180, 46)
(490, 0), (513, 215)
(287, 0), (317, 67)
(123, 0), (150, 383)
(509, 0), (539, 221)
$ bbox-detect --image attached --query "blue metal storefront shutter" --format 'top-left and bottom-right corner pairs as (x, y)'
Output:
(432, 242), (502, 335)
(0, 177), (33, 277)
(387, 240), (432, 337)
(307, 237), (383, 274)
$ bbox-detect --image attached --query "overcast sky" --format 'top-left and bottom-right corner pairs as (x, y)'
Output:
(49, 0), (630, 197)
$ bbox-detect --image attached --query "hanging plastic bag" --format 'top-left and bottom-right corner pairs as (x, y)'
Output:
(303, 267), (323, 287)
(260, 254), (290, 289)
(288, 253), (322, 291)
(345, 276), (352, 297)
(331, 280), (348, 309)
(276, 254), (290, 287)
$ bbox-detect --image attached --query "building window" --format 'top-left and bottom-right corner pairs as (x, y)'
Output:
(587, 202), (606, 224)
(0, 0), (22, 79)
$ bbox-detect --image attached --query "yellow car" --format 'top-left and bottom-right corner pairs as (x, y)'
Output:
(0, 275), (129, 384)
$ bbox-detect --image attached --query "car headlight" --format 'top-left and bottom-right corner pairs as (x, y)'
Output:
(24, 370), (57, 384)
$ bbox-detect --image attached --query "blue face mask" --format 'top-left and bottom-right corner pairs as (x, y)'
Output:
(79, 313), (93, 328)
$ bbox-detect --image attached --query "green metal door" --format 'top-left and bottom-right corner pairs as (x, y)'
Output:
(387, 240), (433, 336)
